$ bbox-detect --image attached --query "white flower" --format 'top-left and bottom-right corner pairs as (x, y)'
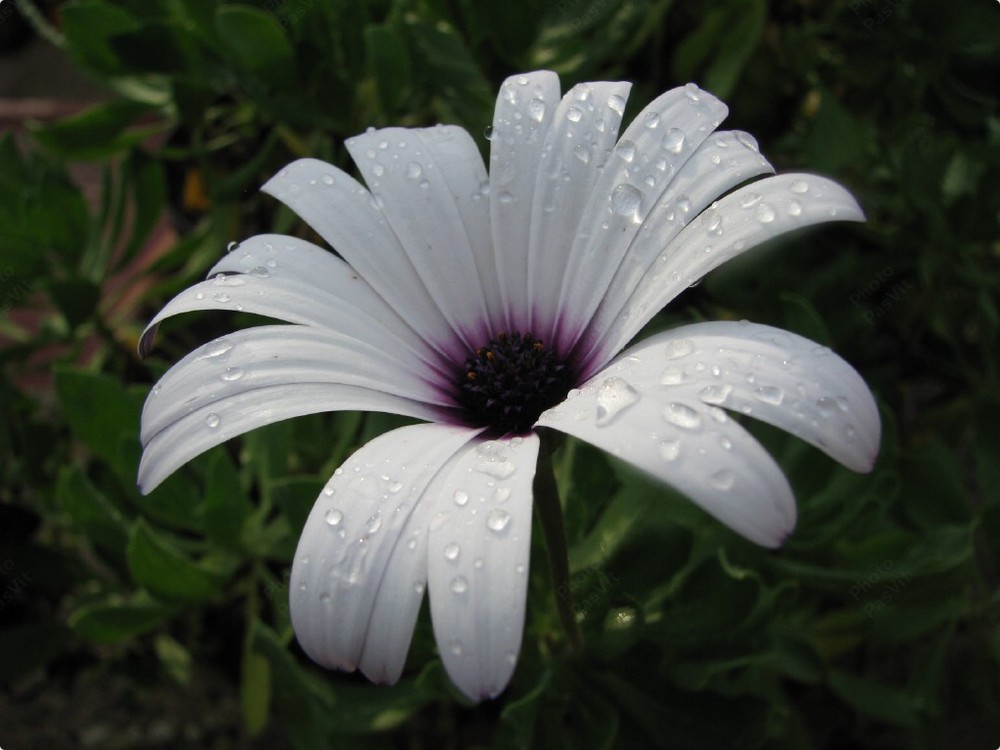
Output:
(138, 71), (880, 701)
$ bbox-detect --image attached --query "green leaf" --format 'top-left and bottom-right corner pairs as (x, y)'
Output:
(364, 22), (412, 114)
(672, 0), (765, 98)
(47, 276), (101, 330)
(127, 519), (226, 602)
(56, 466), (129, 557)
(60, 0), (140, 77)
(70, 597), (176, 644)
(31, 99), (155, 160)
(55, 368), (143, 479)
(242, 645), (273, 736)
(155, 633), (193, 685)
(828, 669), (921, 728)
(216, 5), (295, 87)
(203, 450), (254, 553)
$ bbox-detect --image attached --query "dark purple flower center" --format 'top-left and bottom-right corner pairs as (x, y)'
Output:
(454, 331), (576, 436)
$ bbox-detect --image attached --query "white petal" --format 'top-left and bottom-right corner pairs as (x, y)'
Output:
(138, 383), (440, 493)
(537, 369), (796, 548)
(141, 234), (445, 375)
(426, 434), (539, 700)
(557, 84), (728, 348)
(610, 321), (880, 471)
(489, 71), (561, 330)
(345, 127), (496, 345)
(594, 174), (865, 360)
(525, 80), (631, 342)
(290, 424), (480, 682)
(261, 159), (461, 354)
(578, 130), (774, 366)
(141, 324), (448, 445)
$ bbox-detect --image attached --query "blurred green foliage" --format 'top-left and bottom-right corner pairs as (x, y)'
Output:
(1, 0), (998, 748)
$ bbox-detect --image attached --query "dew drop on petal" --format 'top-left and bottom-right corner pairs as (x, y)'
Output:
(595, 376), (640, 426)
(528, 97), (546, 123)
(616, 139), (637, 163)
(607, 94), (626, 115)
(493, 486), (512, 503)
(450, 575), (469, 594)
(709, 469), (735, 490)
(659, 439), (681, 462)
(660, 366), (685, 385)
(699, 384), (733, 404)
(321, 173), (335, 185)
(567, 106), (583, 123)
(444, 542), (461, 561)
(789, 179), (809, 194)
(325, 508), (343, 527)
(213, 292), (232, 304)
(406, 162), (423, 180)
(756, 203), (776, 223)
(220, 367), (244, 382)
(787, 199), (802, 217)
(662, 402), (702, 430)
(205, 413), (221, 428)
(664, 338), (695, 359)
(754, 385), (784, 405)
(498, 191), (514, 205)
(611, 183), (642, 222)
(453, 489), (469, 507)
(486, 508), (512, 533)
(448, 639), (463, 657)
(644, 111), (660, 129)
(662, 128), (685, 154)
(366, 512), (383, 534)
(573, 143), (592, 164)
(740, 192), (762, 209)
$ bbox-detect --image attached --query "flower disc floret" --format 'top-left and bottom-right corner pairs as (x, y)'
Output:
(455, 332), (576, 435)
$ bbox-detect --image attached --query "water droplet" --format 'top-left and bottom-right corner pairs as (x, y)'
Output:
(787, 199), (802, 217)
(662, 402), (702, 430)
(735, 131), (759, 152)
(450, 575), (469, 594)
(321, 173), (335, 185)
(611, 183), (642, 222)
(616, 139), (636, 163)
(659, 439), (681, 462)
(607, 94), (626, 115)
(595, 376), (640, 426)
(528, 97), (546, 122)
(226, 241), (240, 253)
(709, 469), (735, 490)
(414, 581), (425, 594)
(643, 111), (660, 129)
(566, 106), (583, 123)
(662, 128), (685, 154)
(660, 366), (685, 385)
(319, 592), (331, 603)
(484, 125), (495, 141)
(325, 508), (343, 527)
(205, 413), (221, 428)
(703, 208), (723, 236)
(387, 479), (403, 493)
(249, 265), (270, 278)
(816, 396), (838, 417)
(664, 338), (695, 359)
(754, 385), (784, 405)
(757, 203), (776, 223)
(194, 291), (205, 300)
(406, 162), (422, 180)
(486, 508), (511, 533)
(453, 489), (469, 506)
(573, 143), (591, 164)
(221, 367), (244, 382)
(699, 384), (732, 404)
(366, 512), (383, 534)
(504, 651), (517, 665)
(493, 487), (512, 503)
(497, 191), (514, 205)
(789, 179), (809, 194)
(213, 292), (232, 303)
(740, 192), (762, 209)
(515, 563), (526, 575)
(474, 557), (485, 569)
(444, 542), (461, 561)
(448, 639), (463, 656)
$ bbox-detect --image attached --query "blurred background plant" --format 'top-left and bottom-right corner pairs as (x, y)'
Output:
(1, 0), (998, 747)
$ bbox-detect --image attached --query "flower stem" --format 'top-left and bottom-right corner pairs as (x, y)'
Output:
(533, 431), (584, 651)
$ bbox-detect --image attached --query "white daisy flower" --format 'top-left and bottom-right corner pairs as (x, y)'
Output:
(138, 71), (880, 701)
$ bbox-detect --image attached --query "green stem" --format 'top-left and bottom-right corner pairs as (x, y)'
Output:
(533, 431), (584, 652)
(16, 0), (65, 48)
